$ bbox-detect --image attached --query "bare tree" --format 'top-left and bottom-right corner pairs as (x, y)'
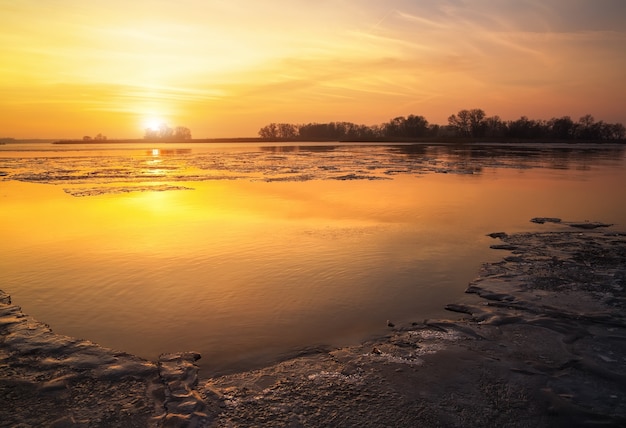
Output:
(483, 115), (506, 137)
(258, 123), (279, 140)
(547, 116), (575, 139)
(277, 123), (298, 139)
(448, 109), (486, 137)
(174, 126), (192, 139)
(145, 124), (191, 139)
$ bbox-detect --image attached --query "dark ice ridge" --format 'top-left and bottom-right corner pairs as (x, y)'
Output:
(530, 217), (613, 229)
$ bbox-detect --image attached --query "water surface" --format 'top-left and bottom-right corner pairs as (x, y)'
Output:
(1, 141), (624, 374)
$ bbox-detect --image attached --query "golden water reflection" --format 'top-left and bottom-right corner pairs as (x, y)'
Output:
(1, 143), (625, 374)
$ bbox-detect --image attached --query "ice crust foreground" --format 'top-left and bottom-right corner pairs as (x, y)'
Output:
(2, 220), (626, 427)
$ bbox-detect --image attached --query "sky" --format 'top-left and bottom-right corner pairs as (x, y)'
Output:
(1, 0), (625, 139)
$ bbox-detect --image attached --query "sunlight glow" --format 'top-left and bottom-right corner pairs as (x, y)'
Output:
(0, 1), (624, 138)
(143, 118), (166, 132)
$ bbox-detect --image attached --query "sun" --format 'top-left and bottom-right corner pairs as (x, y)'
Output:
(143, 117), (166, 131)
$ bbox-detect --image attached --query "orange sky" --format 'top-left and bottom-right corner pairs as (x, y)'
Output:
(1, 0), (625, 139)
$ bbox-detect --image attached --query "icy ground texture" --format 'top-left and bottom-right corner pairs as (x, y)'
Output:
(202, 228), (626, 427)
(2, 225), (626, 426)
(0, 289), (213, 427)
(1, 144), (620, 196)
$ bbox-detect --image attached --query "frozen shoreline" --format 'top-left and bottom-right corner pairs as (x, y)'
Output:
(2, 222), (625, 427)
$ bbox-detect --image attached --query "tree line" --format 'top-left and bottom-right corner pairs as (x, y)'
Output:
(144, 124), (192, 140)
(258, 109), (625, 141)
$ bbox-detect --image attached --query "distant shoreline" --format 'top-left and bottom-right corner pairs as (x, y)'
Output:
(51, 137), (626, 145)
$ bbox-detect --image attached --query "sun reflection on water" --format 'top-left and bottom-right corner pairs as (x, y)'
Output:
(1, 143), (625, 375)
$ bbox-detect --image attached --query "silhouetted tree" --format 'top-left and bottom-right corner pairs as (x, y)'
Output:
(383, 117), (404, 137)
(144, 124), (191, 139)
(604, 123), (626, 140)
(483, 116), (506, 138)
(345, 123), (378, 140)
(174, 126), (192, 139)
(506, 116), (546, 139)
(258, 123), (299, 140)
(145, 126), (171, 139)
(278, 123), (298, 139)
(258, 123), (279, 139)
(574, 115), (602, 140)
(382, 115), (430, 138)
(159, 124), (173, 139)
(448, 111), (469, 137)
(547, 116), (575, 140)
(298, 122), (347, 140)
(468, 109), (487, 137)
(257, 110), (624, 142)
(369, 124), (385, 139)
(428, 124), (441, 137)
(448, 109), (486, 137)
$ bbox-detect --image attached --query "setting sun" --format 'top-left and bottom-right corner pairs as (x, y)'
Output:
(143, 118), (166, 132)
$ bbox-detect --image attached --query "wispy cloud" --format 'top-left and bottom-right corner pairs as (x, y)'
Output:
(395, 10), (449, 30)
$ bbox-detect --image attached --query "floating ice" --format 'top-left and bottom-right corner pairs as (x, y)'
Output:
(2, 144), (623, 198)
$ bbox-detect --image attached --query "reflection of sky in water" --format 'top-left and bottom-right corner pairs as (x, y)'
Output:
(0, 142), (625, 375)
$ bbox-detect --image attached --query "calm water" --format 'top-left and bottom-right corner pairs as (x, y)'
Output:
(1, 141), (625, 375)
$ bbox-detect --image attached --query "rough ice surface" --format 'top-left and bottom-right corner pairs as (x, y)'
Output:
(0, 288), (212, 427)
(2, 143), (620, 196)
(2, 227), (626, 426)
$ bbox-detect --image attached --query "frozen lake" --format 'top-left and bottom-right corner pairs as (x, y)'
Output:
(1, 141), (625, 375)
